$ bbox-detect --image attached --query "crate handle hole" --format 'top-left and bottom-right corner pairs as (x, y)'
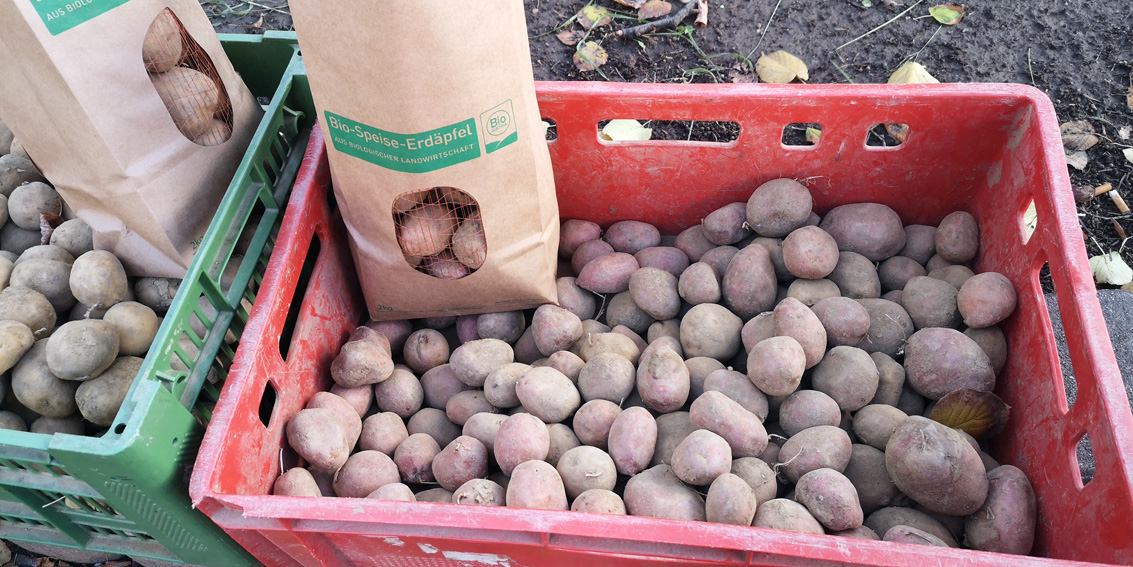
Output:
(1076, 432), (1095, 486)
(258, 379), (278, 428)
(1040, 262), (1076, 412)
(596, 119), (739, 143)
(278, 234), (322, 360)
(1021, 199), (1038, 245)
(113, 424), (126, 435)
(542, 118), (558, 142)
(866, 123), (909, 148)
(781, 123), (823, 147)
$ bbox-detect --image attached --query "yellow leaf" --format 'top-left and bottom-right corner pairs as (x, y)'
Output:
(638, 0), (672, 19)
(929, 389), (1011, 439)
(573, 41), (609, 72)
(805, 127), (822, 144)
(755, 51), (809, 84)
(557, 30), (584, 46)
(601, 119), (653, 141)
(888, 61), (939, 84)
(1090, 252), (1133, 286)
(578, 5), (612, 30)
(929, 4), (965, 25)
(1124, 147), (1133, 165)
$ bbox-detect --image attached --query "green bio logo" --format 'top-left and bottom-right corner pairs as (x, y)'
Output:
(31, 0), (132, 35)
(480, 100), (518, 154)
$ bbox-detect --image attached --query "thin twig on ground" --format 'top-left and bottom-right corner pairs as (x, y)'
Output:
(616, 1), (698, 39)
(837, 0), (925, 50)
(1027, 48), (1036, 85)
(747, 0), (782, 58)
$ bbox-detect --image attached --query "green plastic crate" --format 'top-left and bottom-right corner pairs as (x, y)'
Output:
(0, 32), (315, 566)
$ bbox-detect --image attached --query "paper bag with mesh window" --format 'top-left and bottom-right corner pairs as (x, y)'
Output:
(0, 0), (262, 277)
(288, 0), (559, 320)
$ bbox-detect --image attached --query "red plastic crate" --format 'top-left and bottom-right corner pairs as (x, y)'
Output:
(190, 81), (1133, 567)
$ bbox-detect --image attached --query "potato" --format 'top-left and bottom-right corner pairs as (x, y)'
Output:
(273, 468), (321, 497)
(827, 252), (882, 299)
(779, 390), (840, 437)
(546, 423), (581, 466)
(555, 278), (597, 322)
(677, 262), (720, 305)
(331, 333), (394, 390)
(0, 256), (11, 289)
(425, 251), (470, 279)
(74, 356), (142, 426)
(625, 267), (680, 322)
(721, 244), (777, 319)
(928, 264), (976, 290)
(624, 464), (706, 521)
(305, 391), (363, 451)
(0, 410), (27, 432)
(964, 326), (1007, 376)
(559, 219), (602, 258)
(811, 346), (879, 411)
(610, 323), (650, 354)
(450, 218), (486, 269)
(702, 472), (758, 525)
(884, 526), (950, 547)
(670, 226), (715, 265)
(395, 204), (456, 257)
(69, 250), (130, 310)
(0, 223), (41, 256)
(773, 297), (826, 369)
(843, 444), (905, 515)
(631, 247), (687, 279)
(448, 478), (504, 506)
(964, 465), (1037, 554)
(0, 320), (33, 375)
(0, 155), (44, 196)
(856, 298), (915, 358)
(832, 526), (881, 540)
(12, 340), (77, 418)
(935, 211), (979, 264)
(420, 364), (471, 409)
(530, 305), (583, 357)
(574, 352), (633, 404)
(44, 320), (118, 380)
(671, 429), (731, 486)
(333, 450), (399, 498)
(885, 416), (988, 515)
(700, 370), (767, 422)
(576, 332), (641, 365)
(403, 329), (449, 374)
(555, 446), (617, 499)
(809, 296), (868, 348)
(152, 67), (221, 139)
(359, 412), (408, 455)
(571, 489), (626, 515)
(406, 407), (461, 448)
(494, 413), (550, 475)
(364, 319), (413, 353)
(635, 344), (689, 413)
(740, 311), (775, 353)
(30, 415), (84, 435)
(143, 9), (184, 73)
(7, 182), (60, 231)
(957, 272), (1017, 328)
(783, 278), (836, 307)
(796, 468), (864, 530)
(861, 353), (903, 407)
(878, 255), (926, 293)
(701, 202), (749, 245)
(363, 483), (415, 502)
(897, 225), (936, 265)
(781, 226), (839, 279)
(724, 457), (775, 505)
(443, 390), (494, 426)
(852, 404), (908, 451)
(691, 391), (768, 458)
(647, 320), (681, 346)
(820, 203), (906, 262)
(446, 338), (513, 389)
(701, 245), (741, 280)
(286, 408), (349, 471)
(900, 275), (961, 330)
(482, 362), (529, 408)
(680, 357), (721, 401)
(576, 252), (640, 294)
(415, 487), (454, 503)
(745, 178), (812, 238)
(461, 412), (507, 453)
(506, 459), (568, 510)
(746, 336), (805, 397)
(393, 432), (441, 483)
(752, 498), (825, 534)
(97, 301), (159, 357)
(570, 239), (615, 275)
(904, 327), (995, 400)
(864, 506), (958, 547)
(679, 303), (742, 362)
(606, 406), (657, 475)
(0, 286), (55, 339)
(368, 368), (421, 418)
(432, 435), (489, 491)
(778, 425), (852, 483)
(571, 400), (621, 449)
(514, 366), (579, 423)
(605, 220), (660, 254)
(133, 277), (180, 315)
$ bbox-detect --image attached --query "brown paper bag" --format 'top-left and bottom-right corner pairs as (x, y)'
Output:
(289, 0), (560, 321)
(0, 0), (263, 277)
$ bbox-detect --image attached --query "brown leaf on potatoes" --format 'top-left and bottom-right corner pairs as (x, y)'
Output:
(577, 5), (613, 30)
(557, 30), (585, 46)
(1060, 120), (1099, 151)
(929, 389), (1010, 439)
(574, 42), (609, 72)
(639, 0), (673, 19)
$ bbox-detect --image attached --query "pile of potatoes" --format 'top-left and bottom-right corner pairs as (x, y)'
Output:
(143, 9), (231, 146)
(394, 187), (486, 280)
(277, 177), (1036, 557)
(0, 126), (192, 436)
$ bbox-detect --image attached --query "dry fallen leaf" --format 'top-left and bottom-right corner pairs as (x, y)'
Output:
(805, 127), (822, 144)
(755, 51), (809, 84)
(1060, 120), (1099, 151)
(639, 0), (673, 18)
(1065, 149), (1089, 170)
(928, 4), (965, 25)
(729, 69), (756, 83)
(557, 30), (584, 46)
(929, 389), (1011, 439)
(578, 5), (613, 29)
(613, 0), (647, 8)
(1090, 252), (1133, 286)
(885, 123), (910, 143)
(888, 61), (939, 84)
(573, 41), (609, 72)
(1124, 147), (1133, 164)
(601, 119), (653, 141)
